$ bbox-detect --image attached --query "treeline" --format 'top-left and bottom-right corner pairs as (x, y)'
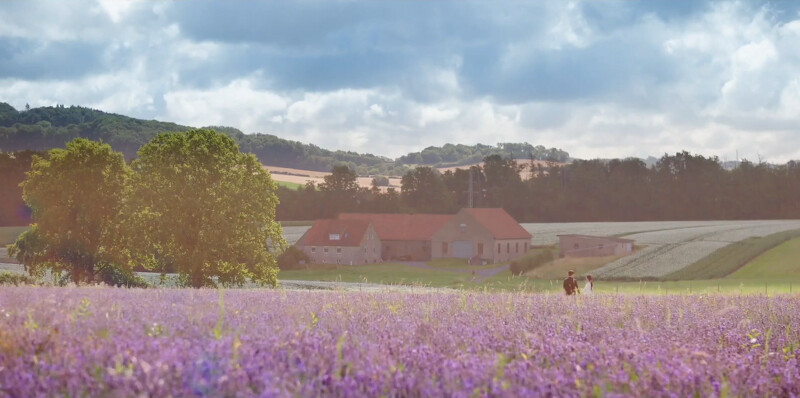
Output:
(0, 103), (568, 176)
(277, 152), (800, 222)
(396, 143), (569, 166)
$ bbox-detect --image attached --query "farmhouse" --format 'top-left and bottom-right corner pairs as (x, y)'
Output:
(557, 234), (634, 258)
(338, 213), (453, 261)
(430, 208), (533, 264)
(295, 219), (382, 265)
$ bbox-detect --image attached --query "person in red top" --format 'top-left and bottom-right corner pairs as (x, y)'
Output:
(563, 270), (580, 296)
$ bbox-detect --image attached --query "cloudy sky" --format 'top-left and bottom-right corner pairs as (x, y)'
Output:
(1, 1), (800, 162)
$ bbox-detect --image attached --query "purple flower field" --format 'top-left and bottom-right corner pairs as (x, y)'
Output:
(1, 288), (799, 397)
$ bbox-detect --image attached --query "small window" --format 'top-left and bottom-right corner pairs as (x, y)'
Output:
(337, 247), (342, 254)
(329, 234), (341, 241)
(506, 242), (510, 253)
(442, 242), (448, 255)
(515, 243), (519, 253)
(311, 247), (316, 253)
(497, 244), (501, 254)
(364, 247), (367, 253)
(324, 247), (329, 253)
(573, 243), (579, 249)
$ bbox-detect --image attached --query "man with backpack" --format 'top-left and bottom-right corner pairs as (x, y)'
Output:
(563, 270), (580, 296)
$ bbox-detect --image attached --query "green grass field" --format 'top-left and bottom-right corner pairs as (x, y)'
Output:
(0, 226), (28, 246)
(664, 228), (800, 280)
(279, 263), (481, 287)
(277, 262), (800, 294)
(275, 180), (303, 189)
(727, 237), (800, 280)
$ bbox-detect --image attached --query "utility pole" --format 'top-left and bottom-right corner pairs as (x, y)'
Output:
(468, 168), (474, 208)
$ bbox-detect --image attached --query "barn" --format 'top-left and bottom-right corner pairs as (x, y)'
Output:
(430, 208), (533, 264)
(557, 234), (634, 258)
(295, 219), (382, 265)
(338, 213), (453, 261)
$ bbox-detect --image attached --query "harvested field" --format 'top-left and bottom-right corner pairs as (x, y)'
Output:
(435, 159), (562, 180)
(263, 165), (402, 191)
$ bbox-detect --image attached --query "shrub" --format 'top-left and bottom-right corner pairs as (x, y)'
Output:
(371, 176), (390, 187)
(96, 265), (149, 288)
(277, 246), (310, 270)
(510, 249), (555, 276)
(0, 272), (36, 286)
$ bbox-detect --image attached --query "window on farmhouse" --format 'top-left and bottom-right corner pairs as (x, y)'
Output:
(506, 242), (510, 253)
(324, 247), (329, 253)
(477, 243), (483, 255)
(442, 242), (448, 255)
(311, 247), (316, 253)
(329, 234), (341, 241)
(337, 247), (342, 254)
(515, 243), (519, 253)
(497, 244), (501, 254)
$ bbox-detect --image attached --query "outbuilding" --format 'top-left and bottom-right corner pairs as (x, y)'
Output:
(338, 213), (453, 261)
(430, 208), (533, 263)
(295, 219), (382, 265)
(557, 234), (634, 258)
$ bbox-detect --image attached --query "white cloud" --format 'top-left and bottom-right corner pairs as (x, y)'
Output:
(162, 78), (288, 131)
(2, 0), (800, 163)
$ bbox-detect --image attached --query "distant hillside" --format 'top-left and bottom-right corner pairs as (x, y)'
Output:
(397, 143), (569, 166)
(0, 102), (568, 175)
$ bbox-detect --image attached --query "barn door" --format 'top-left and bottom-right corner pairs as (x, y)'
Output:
(451, 241), (474, 258)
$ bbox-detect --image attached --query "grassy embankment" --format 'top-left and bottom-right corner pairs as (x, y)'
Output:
(664, 229), (800, 280)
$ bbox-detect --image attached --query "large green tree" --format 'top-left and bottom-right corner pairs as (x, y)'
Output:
(121, 129), (284, 288)
(401, 166), (454, 213)
(8, 139), (131, 283)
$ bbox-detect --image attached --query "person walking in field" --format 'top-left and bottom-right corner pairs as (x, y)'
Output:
(583, 274), (594, 295)
(563, 270), (580, 296)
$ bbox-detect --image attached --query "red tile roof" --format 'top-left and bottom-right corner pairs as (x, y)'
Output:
(300, 219), (371, 246)
(338, 213), (453, 241)
(462, 208), (532, 240)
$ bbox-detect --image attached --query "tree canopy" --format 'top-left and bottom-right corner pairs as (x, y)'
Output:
(8, 139), (133, 284)
(121, 129), (284, 288)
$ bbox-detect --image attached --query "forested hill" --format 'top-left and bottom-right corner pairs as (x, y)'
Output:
(0, 102), (568, 175)
(396, 143), (569, 167)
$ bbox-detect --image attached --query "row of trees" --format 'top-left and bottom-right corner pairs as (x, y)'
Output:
(8, 129), (284, 287)
(277, 152), (800, 222)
